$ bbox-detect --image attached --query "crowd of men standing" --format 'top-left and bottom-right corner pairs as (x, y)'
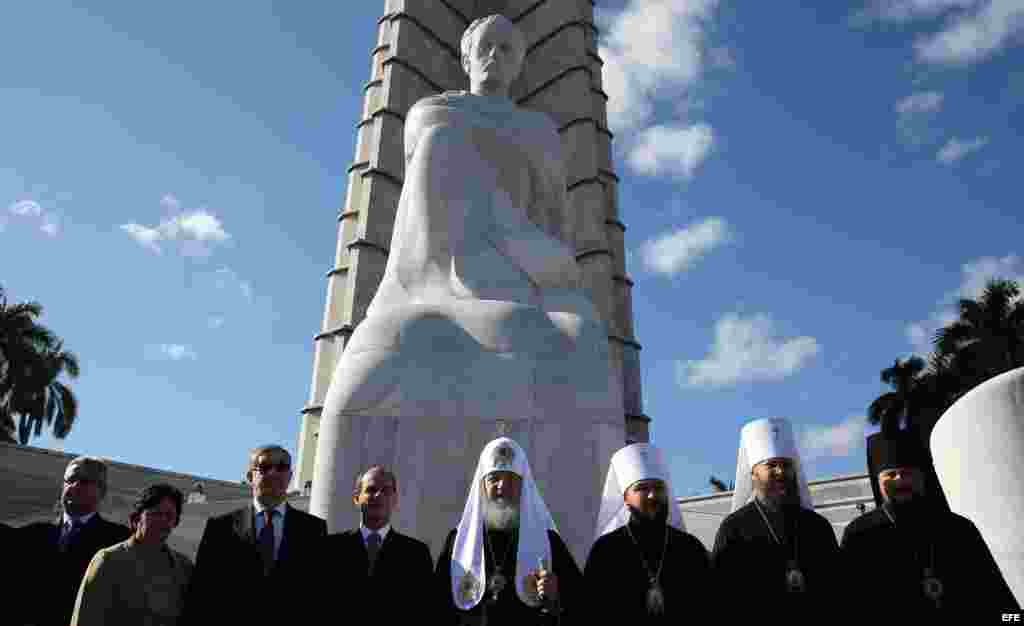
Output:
(5, 417), (1020, 624)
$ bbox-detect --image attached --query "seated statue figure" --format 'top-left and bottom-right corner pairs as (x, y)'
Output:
(312, 15), (623, 555)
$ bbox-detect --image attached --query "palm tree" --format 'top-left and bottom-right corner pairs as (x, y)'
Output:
(867, 356), (926, 436)
(709, 475), (734, 492)
(0, 286), (80, 445)
(934, 278), (1024, 384)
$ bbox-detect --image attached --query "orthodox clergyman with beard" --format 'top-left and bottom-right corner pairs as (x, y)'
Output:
(434, 438), (583, 625)
(841, 430), (1019, 614)
(584, 443), (712, 623)
(712, 418), (840, 616)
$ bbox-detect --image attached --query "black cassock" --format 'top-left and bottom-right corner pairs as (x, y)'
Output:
(434, 527), (583, 625)
(841, 503), (1019, 615)
(712, 501), (840, 616)
(584, 518), (713, 624)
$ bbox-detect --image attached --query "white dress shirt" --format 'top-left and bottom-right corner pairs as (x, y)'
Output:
(253, 500), (287, 562)
(62, 511), (97, 528)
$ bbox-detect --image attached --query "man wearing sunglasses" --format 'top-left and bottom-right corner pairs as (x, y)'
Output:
(185, 445), (326, 623)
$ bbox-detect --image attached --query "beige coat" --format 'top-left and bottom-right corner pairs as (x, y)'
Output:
(71, 538), (193, 626)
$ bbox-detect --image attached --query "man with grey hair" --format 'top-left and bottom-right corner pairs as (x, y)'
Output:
(20, 456), (130, 626)
(186, 445), (326, 623)
(434, 438), (583, 625)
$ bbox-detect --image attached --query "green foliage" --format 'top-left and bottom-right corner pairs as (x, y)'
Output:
(709, 475), (734, 492)
(868, 277), (1024, 444)
(0, 285), (80, 445)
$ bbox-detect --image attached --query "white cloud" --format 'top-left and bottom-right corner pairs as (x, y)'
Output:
(121, 223), (163, 253)
(598, 0), (720, 132)
(936, 136), (989, 163)
(121, 197), (231, 255)
(7, 199), (61, 237)
(956, 254), (1024, 298)
(861, 0), (978, 22)
(858, 1), (1024, 65)
(627, 123), (715, 178)
(915, 0), (1024, 65)
(207, 316), (226, 329)
(895, 90), (944, 114)
(9, 200), (43, 217)
(213, 267), (254, 303)
(160, 193), (181, 212)
(40, 219), (60, 237)
(906, 254), (1024, 353)
(174, 211), (229, 242)
(679, 313), (820, 387)
(799, 415), (868, 461)
(639, 217), (730, 275)
(151, 344), (198, 361)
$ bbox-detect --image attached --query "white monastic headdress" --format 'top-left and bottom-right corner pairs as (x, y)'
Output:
(451, 437), (557, 610)
(730, 417), (813, 513)
(594, 443), (685, 542)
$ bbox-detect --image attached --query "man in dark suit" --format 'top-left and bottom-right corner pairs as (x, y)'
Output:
(185, 445), (326, 623)
(18, 456), (131, 626)
(317, 465), (434, 620)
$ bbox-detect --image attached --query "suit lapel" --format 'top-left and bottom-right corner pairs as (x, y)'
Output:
(69, 514), (101, 552)
(353, 529), (370, 571)
(277, 504), (294, 566)
(234, 505), (256, 545)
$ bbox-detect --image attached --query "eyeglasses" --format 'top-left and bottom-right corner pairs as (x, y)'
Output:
(252, 462), (291, 475)
(64, 477), (98, 486)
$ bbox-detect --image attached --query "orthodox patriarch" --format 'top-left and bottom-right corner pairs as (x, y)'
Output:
(434, 438), (582, 625)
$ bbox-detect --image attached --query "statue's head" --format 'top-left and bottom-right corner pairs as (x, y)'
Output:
(461, 14), (526, 97)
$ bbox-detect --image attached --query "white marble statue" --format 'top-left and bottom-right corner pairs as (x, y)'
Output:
(310, 15), (623, 562)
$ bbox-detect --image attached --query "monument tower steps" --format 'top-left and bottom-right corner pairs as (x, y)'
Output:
(297, 0), (647, 562)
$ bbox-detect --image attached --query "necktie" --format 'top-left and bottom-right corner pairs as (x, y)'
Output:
(58, 519), (83, 552)
(259, 509), (275, 575)
(366, 532), (381, 574)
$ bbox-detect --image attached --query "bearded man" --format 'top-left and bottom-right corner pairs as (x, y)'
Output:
(841, 430), (1018, 614)
(434, 438), (583, 625)
(584, 443), (712, 623)
(711, 418), (840, 616)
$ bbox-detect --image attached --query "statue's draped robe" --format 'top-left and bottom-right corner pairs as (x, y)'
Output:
(312, 93), (624, 558)
(322, 92), (621, 419)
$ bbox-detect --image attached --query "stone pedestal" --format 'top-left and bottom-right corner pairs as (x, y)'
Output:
(931, 366), (1024, 605)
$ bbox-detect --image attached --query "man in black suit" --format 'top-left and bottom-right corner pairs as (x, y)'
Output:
(18, 456), (131, 626)
(185, 445), (326, 623)
(317, 465), (434, 621)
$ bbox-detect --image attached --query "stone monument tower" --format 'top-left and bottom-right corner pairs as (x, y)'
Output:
(295, 1), (646, 561)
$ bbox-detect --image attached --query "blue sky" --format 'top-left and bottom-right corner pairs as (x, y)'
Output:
(2, 1), (1021, 496)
